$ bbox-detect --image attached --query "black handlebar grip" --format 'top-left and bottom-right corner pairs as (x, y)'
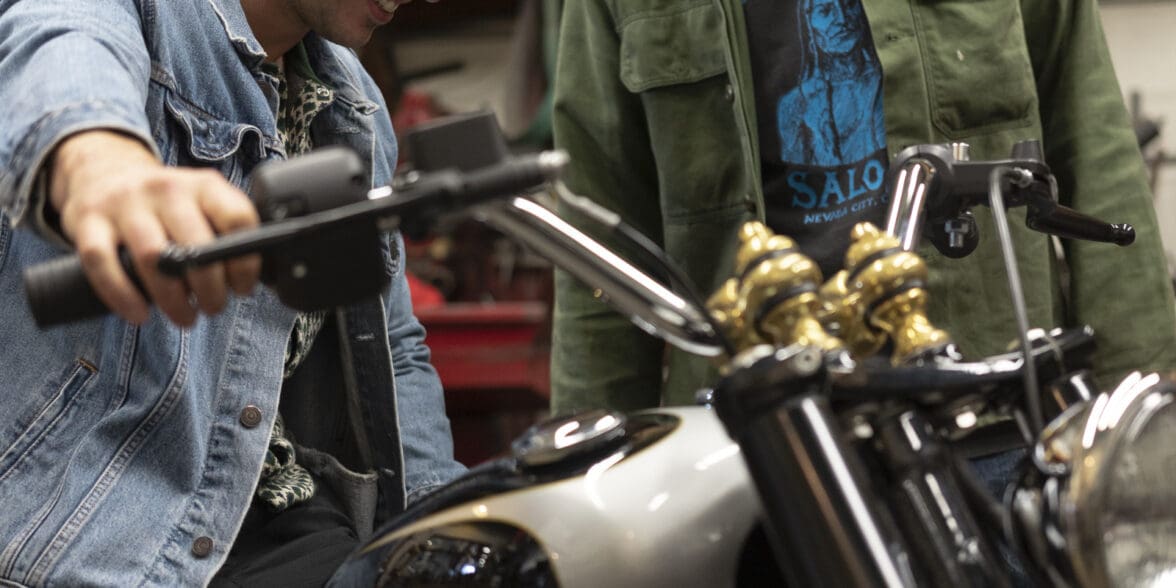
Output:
(457, 155), (549, 203)
(1026, 205), (1136, 246)
(23, 249), (142, 327)
(1107, 223), (1136, 246)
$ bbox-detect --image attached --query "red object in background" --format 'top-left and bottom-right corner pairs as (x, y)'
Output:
(407, 270), (445, 310)
(417, 301), (550, 398)
(416, 301), (551, 465)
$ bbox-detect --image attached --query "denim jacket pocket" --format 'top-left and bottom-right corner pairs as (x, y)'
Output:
(0, 360), (98, 485)
(913, 0), (1037, 137)
(618, 2), (728, 93)
(155, 88), (266, 183)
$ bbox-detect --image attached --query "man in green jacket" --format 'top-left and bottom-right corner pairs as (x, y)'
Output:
(550, 0), (1176, 413)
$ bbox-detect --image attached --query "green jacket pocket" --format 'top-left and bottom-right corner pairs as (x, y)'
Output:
(619, 2), (728, 93)
(913, 0), (1037, 136)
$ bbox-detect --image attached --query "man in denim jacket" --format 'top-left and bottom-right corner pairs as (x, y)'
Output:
(0, 0), (467, 585)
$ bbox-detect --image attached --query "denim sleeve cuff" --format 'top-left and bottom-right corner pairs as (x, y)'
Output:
(3, 101), (159, 246)
(27, 167), (71, 250)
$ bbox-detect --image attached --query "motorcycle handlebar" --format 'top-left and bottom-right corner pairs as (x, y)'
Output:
(886, 142), (1136, 254)
(23, 149), (567, 328)
(24, 250), (141, 326)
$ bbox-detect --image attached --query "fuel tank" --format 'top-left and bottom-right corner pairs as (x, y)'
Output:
(334, 407), (776, 587)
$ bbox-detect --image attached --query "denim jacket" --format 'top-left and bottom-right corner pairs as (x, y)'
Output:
(550, 0), (1176, 411)
(0, 0), (465, 585)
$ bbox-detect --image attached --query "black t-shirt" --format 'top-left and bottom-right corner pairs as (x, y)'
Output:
(744, 0), (889, 278)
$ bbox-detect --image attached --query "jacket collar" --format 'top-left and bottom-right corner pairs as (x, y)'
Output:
(207, 0), (268, 68)
(207, 0), (378, 112)
(303, 33), (381, 113)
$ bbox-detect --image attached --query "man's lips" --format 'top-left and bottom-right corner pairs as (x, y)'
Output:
(369, 0), (396, 24)
(375, 0), (414, 11)
(369, 0), (419, 26)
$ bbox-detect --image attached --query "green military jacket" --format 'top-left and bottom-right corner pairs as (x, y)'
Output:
(551, 0), (1176, 412)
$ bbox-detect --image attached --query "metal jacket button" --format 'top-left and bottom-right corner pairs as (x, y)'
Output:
(239, 405), (263, 429)
(191, 536), (214, 558)
(724, 83), (735, 102)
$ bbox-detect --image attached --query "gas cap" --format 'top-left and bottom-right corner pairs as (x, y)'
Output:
(512, 409), (628, 469)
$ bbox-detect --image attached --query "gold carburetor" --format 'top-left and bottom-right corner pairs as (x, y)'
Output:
(706, 222), (843, 354)
(841, 222), (951, 363)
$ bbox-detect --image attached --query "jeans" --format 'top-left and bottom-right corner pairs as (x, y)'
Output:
(969, 448), (1032, 588)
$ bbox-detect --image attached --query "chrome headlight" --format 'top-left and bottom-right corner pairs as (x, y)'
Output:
(1013, 372), (1176, 587)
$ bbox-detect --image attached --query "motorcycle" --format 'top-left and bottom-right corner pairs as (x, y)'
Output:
(330, 116), (1172, 588)
(24, 113), (1175, 587)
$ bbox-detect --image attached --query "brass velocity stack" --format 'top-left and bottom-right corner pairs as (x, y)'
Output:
(842, 222), (951, 364)
(707, 222), (843, 354)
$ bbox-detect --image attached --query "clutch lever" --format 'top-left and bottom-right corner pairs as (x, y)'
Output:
(894, 141), (1135, 257)
(882, 141), (1134, 438)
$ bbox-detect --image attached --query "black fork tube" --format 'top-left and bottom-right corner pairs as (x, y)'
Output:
(716, 375), (918, 588)
(873, 408), (1011, 588)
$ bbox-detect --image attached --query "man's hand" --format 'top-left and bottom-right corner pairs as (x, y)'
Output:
(49, 130), (262, 326)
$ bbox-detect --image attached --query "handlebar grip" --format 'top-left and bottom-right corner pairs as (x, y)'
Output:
(395, 152), (562, 241)
(23, 250), (141, 327)
(446, 153), (559, 206)
(1026, 205), (1135, 246)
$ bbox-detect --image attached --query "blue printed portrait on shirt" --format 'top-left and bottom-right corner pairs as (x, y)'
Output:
(777, 0), (884, 167)
(743, 0), (891, 275)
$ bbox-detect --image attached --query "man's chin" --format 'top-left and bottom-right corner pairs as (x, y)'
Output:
(320, 26), (377, 50)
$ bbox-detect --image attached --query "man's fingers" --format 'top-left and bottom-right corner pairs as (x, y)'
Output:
(56, 153), (263, 326)
(223, 253), (262, 296)
(158, 191), (228, 315)
(119, 209), (197, 327)
(199, 175), (261, 295)
(198, 170), (259, 232)
(73, 216), (150, 324)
